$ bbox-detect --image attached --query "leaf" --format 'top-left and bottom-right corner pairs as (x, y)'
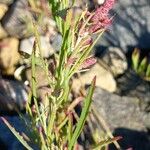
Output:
(92, 136), (122, 150)
(1, 117), (33, 150)
(68, 77), (96, 150)
(137, 57), (147, 75)
(56, 8), (70, 20)
(57, 28), (70, 78)
(132, 48), (140, 71)
(146, 63), (150, 77)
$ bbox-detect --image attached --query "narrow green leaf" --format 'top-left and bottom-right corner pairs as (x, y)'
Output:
(92, 136), (122, 150)
(146, 63), (150, 77)
(137, 57), (147, 75)
(31, 41), (44, 128)
(57, 28), (70, 78)
(1, 117), (33, 150)
(132, 48), (140, 71)
(49, 0), (64, 33)
(69, 76), (96, 150)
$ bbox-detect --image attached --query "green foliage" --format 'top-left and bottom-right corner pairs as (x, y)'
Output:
(132, 48), (140, 71)
(92, 136), (122, 150)
(69, 77), (96, 150)
(132, 48), (150, 81)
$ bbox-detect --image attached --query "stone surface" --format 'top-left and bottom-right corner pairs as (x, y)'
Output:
(50, 33), (62, 52)
(0, 115), (39, 150)
(98, 0), (150, 52)
(109, 128), (150, 150)
(0, 23), (7, 39)
(99, 47), (127, 76)
(0, 38), (20, 75)
(97, 0), (105, 5)
(92, 0), (105, 5)
(72, 63), (117, 93)
(0, 3), (8, 20)
(91, 87), (150, 149)
(0, 0), (14, 5)
(116, 69), (150, 112)
(1, 0), (32, 38)
(25, 65), (51, 105)
(20, 36), (54, 58)
(92, 88), (150, 131)
(25, 66), (48, 88)
(0, 78), (28, 112)
(0, 116), (26, 150)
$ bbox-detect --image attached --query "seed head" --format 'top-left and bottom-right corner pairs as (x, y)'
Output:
(89, 0), (115, 33)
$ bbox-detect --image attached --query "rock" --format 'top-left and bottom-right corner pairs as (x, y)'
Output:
(72, 63), (117, 93)
(0, 23), (7, 39)
(1, 0), (32, 38)
(0, 0), (14, 5)
(0, 115), (40, 150)
(92, 87), (150, 131)
(0, 78), (28, 112)
(98, 0), (150, 52)
(19, 36), (54, 58)
(0, 3), (8, 20)
(50, 33), (62, 52)
(25, 66), (51, 105)
(25, 65), (53, 105)
(0, 38), (20, 75)
(0, 116), (26, 150)
(96, 0), (105, 5)
(25, 66), (48, 88)
(0, 115), (39, 150)
(99, 47), (127, 76)
(116, 69), (150, 112)
(91, 87), (150, 150)
(43, 17), (56, 32)
(109, 128), (150, 150)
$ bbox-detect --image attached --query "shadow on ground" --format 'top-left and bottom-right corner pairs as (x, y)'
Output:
(109, 128), (150, 150)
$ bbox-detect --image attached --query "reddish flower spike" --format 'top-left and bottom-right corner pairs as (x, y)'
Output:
(89, 0), (116, 33)
(81, 57), (97, 69)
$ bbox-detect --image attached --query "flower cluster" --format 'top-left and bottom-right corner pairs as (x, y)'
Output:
(89, 0), (116, 33)
(67, 0), (116, 71)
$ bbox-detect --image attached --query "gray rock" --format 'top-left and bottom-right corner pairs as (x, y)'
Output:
(0, 0), (14, 5)
(116, 69), (150, 112)
(109, 128), (150, 150)
(50, 33), (62, 52)
(91, 87), (150, 149)
(99, 47), (127, 76)
(19, 36), (54, 58)
(0, 116), (26, 150)
(0, 78), (28, 112)
(0, 115), (39, 150)
(92, 88), (150, 131)
(99, 0), (150, 52)
(1, 0), (32, 38)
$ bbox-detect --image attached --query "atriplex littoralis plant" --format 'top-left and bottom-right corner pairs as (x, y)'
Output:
(1, 0), (119, 149)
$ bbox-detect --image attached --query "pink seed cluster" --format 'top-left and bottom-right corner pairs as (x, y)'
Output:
(89, 0), (116, 33)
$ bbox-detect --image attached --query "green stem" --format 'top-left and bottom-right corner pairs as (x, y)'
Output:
(47, 102), (57, 140)
(31, 44), (44, 128)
